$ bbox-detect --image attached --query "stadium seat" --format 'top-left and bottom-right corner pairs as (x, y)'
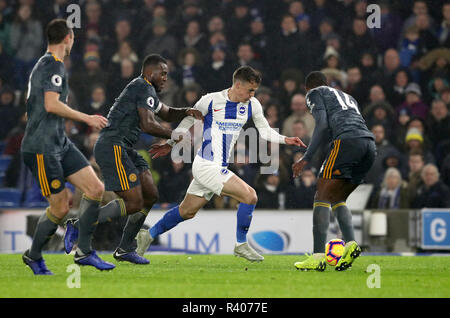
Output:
(0, 188), (22, 208)
(0, 155), (12, 172)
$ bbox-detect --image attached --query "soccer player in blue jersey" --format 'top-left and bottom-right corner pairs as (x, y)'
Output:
(21, 19), (114, 274)
(63, 54), (203, 264)
(292, 71), (376, 271)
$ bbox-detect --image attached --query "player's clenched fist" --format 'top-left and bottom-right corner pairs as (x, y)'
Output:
(185, 108), (203, 121)
(148, 143), (172, 159)
(292, 158), (308, 178)
(86, 114), (108, 130)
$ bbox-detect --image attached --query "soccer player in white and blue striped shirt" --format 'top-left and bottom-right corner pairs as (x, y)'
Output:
(137, 66), (306, 261)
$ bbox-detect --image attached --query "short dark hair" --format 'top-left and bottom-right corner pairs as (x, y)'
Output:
(305, 71), (327, 90)
(233, 66), (262, 85)
(142, 54), (167, 71)
(46, 19), (72, 45)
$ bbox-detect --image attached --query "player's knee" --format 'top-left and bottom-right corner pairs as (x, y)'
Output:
(179, 207), (197, 220)
(244, 187), (258, 205)
(125, 197), (144, 214)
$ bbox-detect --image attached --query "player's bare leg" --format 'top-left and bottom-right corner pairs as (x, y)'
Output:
(221, 175), (263, 262)
(137, 193), (209, 255)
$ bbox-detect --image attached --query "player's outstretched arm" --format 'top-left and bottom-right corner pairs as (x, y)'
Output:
(138, 107), (173, 139)
(44, 91), (108, 130)
(156, 103), (203, 122)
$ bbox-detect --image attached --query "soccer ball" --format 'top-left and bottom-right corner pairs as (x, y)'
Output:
(325, 239), (345, 266)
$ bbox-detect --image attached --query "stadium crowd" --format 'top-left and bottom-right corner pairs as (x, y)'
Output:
(1, 0), (450, 211)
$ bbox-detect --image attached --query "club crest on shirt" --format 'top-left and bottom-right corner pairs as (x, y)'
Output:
(51, 74), (62, 87)
(238, 105), (246, 116)
(51, 179), (61, 189)
(221, 168), (229, 175)
(147, 97), (155, 108)
(129, 173), (137, 182)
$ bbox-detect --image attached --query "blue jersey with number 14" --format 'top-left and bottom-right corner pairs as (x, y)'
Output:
(305, 86), (373, 141)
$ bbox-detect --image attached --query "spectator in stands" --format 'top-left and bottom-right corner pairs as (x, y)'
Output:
(107, 57), (136, 104)
(182, 19), (208, 54)
(254, 86), (272, 110)
(285, 153), (316, 209)
(172, 48), (202, 87)
(199, 44), (233, 92)
(277, 68), (304, 114)
(70, 50), (108, 107)
(415, 13), (438, 54)
(207, 15), (225, 35)
(82, 85), (109, 117)
(402, 0), (435, 36)
(235, 43), (264, 78)
(109, 40), (139, 74)
(426, 99), (450, 155)
(359, 51), (377, 83)
(345, 65), (370, 108)
(364, 84), (387, 112)
(268, 14), (303, 80)
(255, 171), (281, 210)
(143, 17), (178, 60)
(406, 150), (425, 204)
(390, 68), (411, 107)
(396, 83), (429, 120)
(0, 86), (19, 140)
(265, 102), (280, 129)
(369, 1), (403, 54)
(171, 0), (204, 38)
(363, 101), (396, 140)
(9, 4), (43, 89)
(370, 167), (410, 209)
(226, 1), (251, 50)
(441, 87), (450, 107)
(157, 159), (192, 209)
(282, 93), (315, 138)
(374, 48), (401, 98)
(345, 17), (376, 66)
(398, 25), (423, 69)
(176, 82), (202, 109)
(437, 2), (450, 47)
(243, 16), (270, 68)
(365, 124), (401, 187)
(403, 127), (435, 165)
(412, 163), (450, 208)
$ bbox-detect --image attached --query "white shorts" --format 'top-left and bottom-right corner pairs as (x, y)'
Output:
(186, 156), (235, 201)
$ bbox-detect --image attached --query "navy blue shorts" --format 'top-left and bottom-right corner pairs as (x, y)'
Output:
(318, 137), (376, 184)
(22, 142), (90, 196)
(94, 141), (149, 192)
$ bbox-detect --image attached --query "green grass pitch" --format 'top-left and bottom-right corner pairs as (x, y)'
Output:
(0, 254), (449, 298)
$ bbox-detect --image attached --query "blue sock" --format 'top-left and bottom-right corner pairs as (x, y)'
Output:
(149, 205), (184, 239)
(236, 203), (255, 243)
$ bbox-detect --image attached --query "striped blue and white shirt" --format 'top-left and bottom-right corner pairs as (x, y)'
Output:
(174, 89), (286, 167)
